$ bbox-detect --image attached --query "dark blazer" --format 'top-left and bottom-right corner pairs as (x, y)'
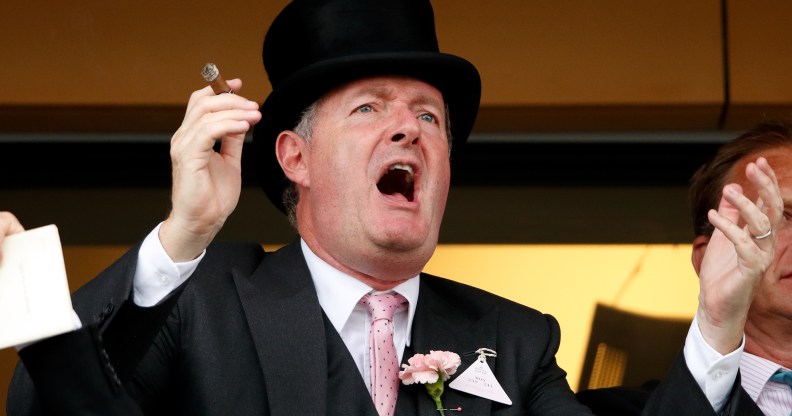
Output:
(576, 363), (764, 416)
(7, 239), (737, 415)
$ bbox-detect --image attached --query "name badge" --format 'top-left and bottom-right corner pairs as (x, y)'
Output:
(448, 348), (512, 405)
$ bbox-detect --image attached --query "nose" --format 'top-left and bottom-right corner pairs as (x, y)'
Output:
(389, 108), (420, 146)
(391, 133), (418, 145)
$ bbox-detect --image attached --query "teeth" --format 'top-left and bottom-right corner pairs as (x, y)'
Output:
(378, 163), (415, 201)
(389, 164), (413, 176)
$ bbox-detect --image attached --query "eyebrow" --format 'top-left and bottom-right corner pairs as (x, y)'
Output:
(353, 86), (444, 109)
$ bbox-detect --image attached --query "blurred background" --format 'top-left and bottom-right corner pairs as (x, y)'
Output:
(2, 0), (791, 413)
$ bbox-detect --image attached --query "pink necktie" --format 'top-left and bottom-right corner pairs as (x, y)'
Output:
(361, 292), (407, 416)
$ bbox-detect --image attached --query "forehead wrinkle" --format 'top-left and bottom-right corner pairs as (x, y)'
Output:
(349, 85), (396, 102)
(340, 79), (444, 108)
(412, 91), (444, 111)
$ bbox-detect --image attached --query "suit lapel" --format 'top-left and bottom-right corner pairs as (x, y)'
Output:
(233, 240), (329, 416)
(322, 313), (380, 416)
(399, 275), (500, 416)
(232, 246), (505, 416)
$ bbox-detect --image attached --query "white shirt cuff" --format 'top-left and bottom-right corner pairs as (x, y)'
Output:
(133, 223), (205, 307)
(682, 314), (744, 413)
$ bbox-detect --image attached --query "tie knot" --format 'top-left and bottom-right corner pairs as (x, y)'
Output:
(361, 292), (407, 321)
(770, 369), (792, 388)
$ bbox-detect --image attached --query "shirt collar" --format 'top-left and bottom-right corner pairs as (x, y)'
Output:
(740, 351), (789, 401)
(300, 239), (420, 345)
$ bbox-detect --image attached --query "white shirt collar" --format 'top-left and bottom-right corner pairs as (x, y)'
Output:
(300, 239), (420, 346)
(740, 351), (789, 401)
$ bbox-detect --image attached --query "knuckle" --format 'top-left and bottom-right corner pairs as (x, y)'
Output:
(759, 217), (771, 230)
(0, 211), (16, 223)
(189, 89), (204, 102)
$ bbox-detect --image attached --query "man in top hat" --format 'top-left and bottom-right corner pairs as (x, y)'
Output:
(3, 0), (782, 414)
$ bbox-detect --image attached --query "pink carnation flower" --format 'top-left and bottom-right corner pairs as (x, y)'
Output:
(399, 350), (461, 385)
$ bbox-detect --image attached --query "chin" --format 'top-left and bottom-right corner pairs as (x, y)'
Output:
(369, 231), (434, 263)
(370, 243), (435, 281)
(377, 233), (430, 252)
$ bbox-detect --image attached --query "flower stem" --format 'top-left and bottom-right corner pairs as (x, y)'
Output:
(425, 379), (445, 416)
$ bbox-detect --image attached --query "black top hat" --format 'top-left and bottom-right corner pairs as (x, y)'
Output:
(252, 0), (481, 214)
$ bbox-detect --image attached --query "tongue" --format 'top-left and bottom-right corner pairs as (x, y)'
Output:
(377, 169), (414, 202)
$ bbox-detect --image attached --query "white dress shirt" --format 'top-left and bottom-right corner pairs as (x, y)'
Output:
(300, 239), (419, 392)
(740, 352), (792, 416)
(132, 226), (736, 409)
(683, 314), (744, 412)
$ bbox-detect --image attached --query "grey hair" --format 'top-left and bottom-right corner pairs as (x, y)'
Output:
(283, 99), (322, 228)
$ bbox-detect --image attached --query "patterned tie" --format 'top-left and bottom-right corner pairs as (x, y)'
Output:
(771, 369), (792, 389)
(770, 369), (792, 416)
(361, 292), (407, 416)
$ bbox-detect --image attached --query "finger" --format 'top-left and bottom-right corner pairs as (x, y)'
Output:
(172, 108), (261, 159)
(0, 211), (26, 261)
(199, 108), (262, 127)
(225, 78), (243, 93)
(182, 94), (259, 124)
(707, 208), (758, 260)
(0, 212), (25, 236)
(753, 157), (779, 187)
(216, 105), (262, 162)
(721, 183), (772, 242)
(183, 78), (244, 113)
(182, 93), (260, 129)
(219, 133), (247, 164)
(747, 158), (783, 226)
(195, 114), (260, 145)
(743, 159), (782, 249)
(183, 85), (220, 118)
(710, 207), (771, 280)
(709, 188), (760, 253)
(715, 185), (742, 225)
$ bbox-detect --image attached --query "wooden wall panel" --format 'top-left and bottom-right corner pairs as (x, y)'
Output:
(724, 0), (792, 129)
(2, 0), (726, 132)
(436, 0), (723, 106)
(1, 0), (285, 106)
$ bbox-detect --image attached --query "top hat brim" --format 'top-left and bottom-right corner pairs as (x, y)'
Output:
(252, 50), (481, 214)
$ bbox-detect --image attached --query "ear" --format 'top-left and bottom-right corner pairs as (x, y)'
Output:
(276, 130), (310, 187)
(691, 235), (710, 276)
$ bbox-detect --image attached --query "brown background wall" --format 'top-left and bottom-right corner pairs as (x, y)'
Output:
(3, 0), (791, 132)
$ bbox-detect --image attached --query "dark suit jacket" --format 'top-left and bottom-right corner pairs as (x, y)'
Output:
(7, 239), (737, 415)
(576, 366), (764, 416)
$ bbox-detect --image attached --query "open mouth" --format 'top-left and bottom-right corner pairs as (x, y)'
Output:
(377, 164), (415, 202)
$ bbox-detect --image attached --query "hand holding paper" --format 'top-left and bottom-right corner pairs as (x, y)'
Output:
(0, 224), (76, 350)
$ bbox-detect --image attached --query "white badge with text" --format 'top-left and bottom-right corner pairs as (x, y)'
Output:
(448, 348), (512, 405)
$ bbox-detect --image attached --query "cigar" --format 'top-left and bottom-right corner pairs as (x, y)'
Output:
(201, 63), (234, 94)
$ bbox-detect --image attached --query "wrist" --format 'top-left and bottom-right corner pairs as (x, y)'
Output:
(159, 216), (220, 262)
(695, 307), (745, 355)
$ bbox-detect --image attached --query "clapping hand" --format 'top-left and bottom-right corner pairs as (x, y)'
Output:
(697, 157), (783, 354)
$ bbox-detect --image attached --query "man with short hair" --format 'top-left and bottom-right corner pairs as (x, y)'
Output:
(3, 0), (782, 415)
(578, 120), (792, 416)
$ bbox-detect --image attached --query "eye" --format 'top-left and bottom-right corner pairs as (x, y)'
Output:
(356, 104), (373, 113)
(419, 113), (436, 123)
